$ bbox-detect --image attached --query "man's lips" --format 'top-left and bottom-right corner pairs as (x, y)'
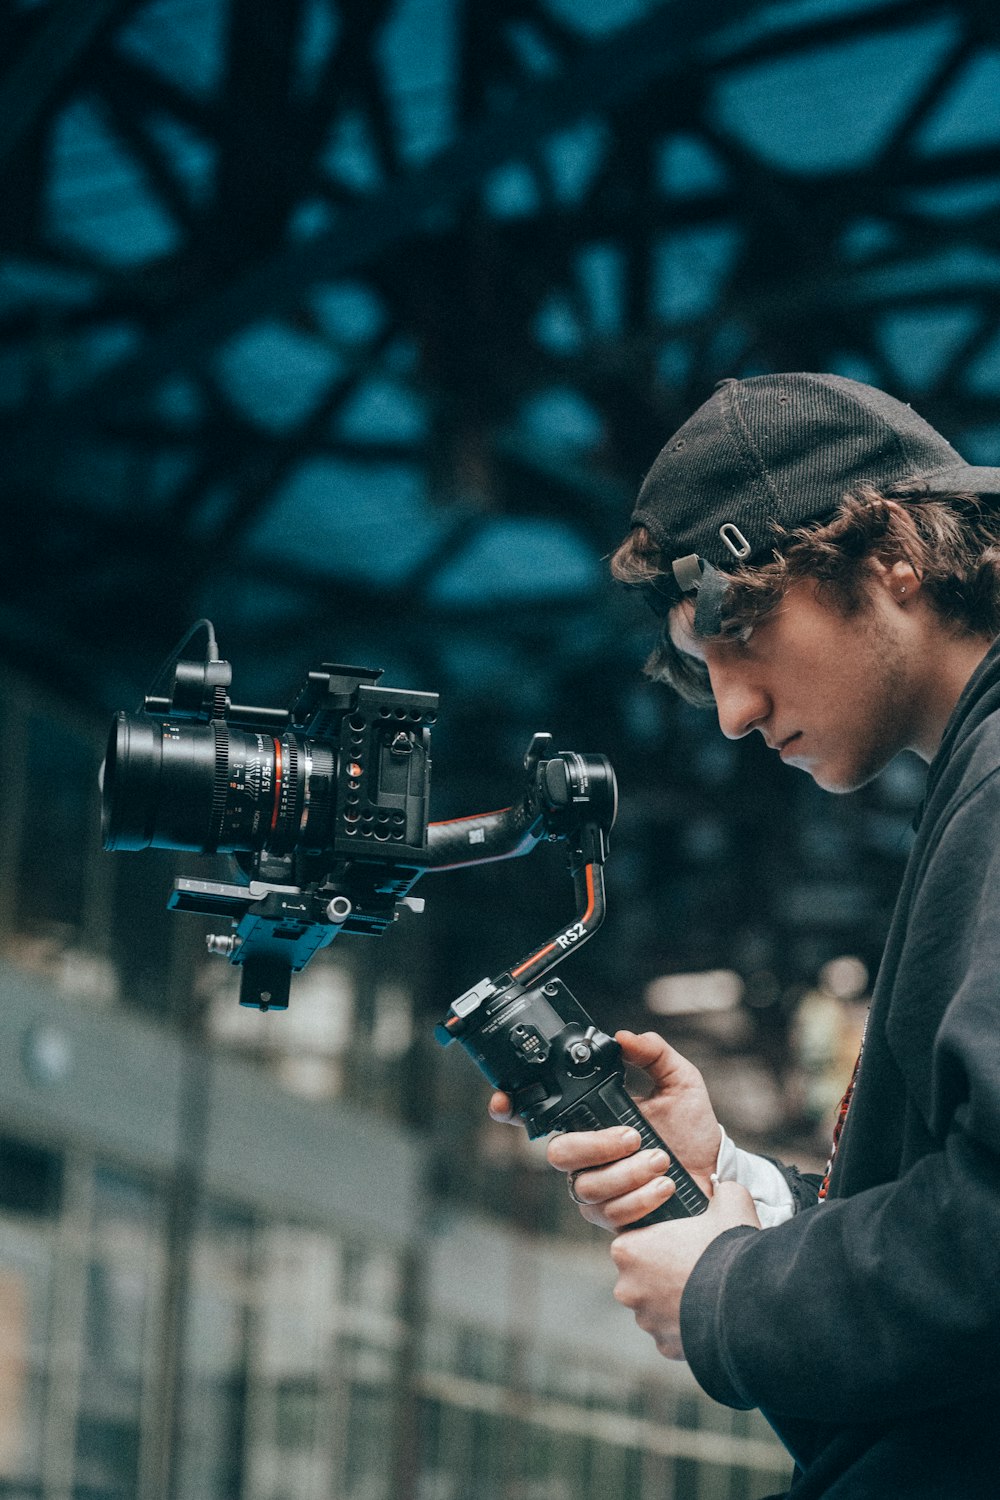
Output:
(765, 732), (802, 756)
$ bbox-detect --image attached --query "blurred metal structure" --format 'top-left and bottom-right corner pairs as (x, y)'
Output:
(2, 0), (998, 678)
(0, 0), (999, 1075)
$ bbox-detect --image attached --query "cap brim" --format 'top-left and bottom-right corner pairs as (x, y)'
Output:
(922, 463), (1000, 498)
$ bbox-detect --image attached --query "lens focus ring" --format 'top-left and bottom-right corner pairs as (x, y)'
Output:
(207, 720), (230, 853)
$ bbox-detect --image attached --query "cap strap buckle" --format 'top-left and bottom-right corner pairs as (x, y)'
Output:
(669, 553), (732, 637)
(671, 554), (703, 593)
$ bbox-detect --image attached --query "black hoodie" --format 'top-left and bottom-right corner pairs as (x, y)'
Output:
(680, 636), (1000, 1497)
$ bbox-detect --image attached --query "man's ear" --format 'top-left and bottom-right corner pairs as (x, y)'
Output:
(872, 501), (923, 604)
(874, 556), (922, 605)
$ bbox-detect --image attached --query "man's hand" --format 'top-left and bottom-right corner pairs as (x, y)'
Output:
(610, 1180), (759, 1358)
(490, 1029), (723, 1227)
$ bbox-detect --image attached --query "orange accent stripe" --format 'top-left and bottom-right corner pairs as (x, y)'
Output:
(512, 942), (558, 978)
(582, 862), (596, 923)
(428, 807), (510, 826)
(270, 738), (283, 832)
(510, 864), (597, 979)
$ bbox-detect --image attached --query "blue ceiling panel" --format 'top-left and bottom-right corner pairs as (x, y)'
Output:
(426, 517), (600, 604)
(658, 134), (729, 196)
(517, 387), (604, 450)
(713, 18), (958, 173)
(0, 259), (97, 314)
(963, 331), (1000, 397)
(875, 305), (980, 391)
(214, 323), (345, 432)
(243, 459), (446, 583)
(378, 0), (458, 165)
(309, 284), (387, 348)
(335, 377), (428, 445)
(918, 49), (1000, 153)
(654, 226), (742, 324)
(47, 100), (181, 265)
(116, 0), (227, 99)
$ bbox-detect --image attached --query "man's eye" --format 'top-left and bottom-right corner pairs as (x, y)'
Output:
(721, 622), (754, 645)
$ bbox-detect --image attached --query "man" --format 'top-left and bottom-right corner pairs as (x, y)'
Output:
(491, 373), (1000, 1495)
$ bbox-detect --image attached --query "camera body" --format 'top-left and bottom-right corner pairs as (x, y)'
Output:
(103, 644), (440, 1006)
(104, 656), (436, 872)
(102, 627), (616, 1011)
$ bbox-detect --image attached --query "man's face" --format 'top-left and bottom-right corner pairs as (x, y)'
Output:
(668, 576), (924, 793)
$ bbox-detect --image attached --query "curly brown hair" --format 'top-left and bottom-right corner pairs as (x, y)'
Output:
(611, 484), (1000, 707)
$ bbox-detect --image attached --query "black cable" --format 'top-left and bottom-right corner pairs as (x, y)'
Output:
(141, 618), (219, 708)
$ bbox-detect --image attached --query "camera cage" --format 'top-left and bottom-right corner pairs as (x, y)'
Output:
(102, 622), (618, 1012)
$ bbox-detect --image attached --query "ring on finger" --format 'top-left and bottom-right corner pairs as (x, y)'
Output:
(567, 1171), (588, 1206)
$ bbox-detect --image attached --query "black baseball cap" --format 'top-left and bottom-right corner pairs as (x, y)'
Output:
(631, 372), (1000, 634)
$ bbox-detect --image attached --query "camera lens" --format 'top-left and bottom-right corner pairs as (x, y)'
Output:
(101, 712), (336, 855)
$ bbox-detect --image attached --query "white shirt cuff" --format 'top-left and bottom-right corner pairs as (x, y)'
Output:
(714, 1126), (795, 1227)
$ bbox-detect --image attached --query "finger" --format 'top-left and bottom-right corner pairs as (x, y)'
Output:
(488, 1091), (516, 1122)
(565, 1148), (673, 1207)
(575, 1200), (617, 1232)
(547, 1126), (641, 1174)
(708, 1178), (760, 1226)
(616, 1029), (700, 1092)
(583, 1173), (674, 1231)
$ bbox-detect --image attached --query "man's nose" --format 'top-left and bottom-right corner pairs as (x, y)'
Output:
(712, 673), (770, 741)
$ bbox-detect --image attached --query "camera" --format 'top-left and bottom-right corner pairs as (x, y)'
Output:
(102, 622), (442, 1008)
(101, 621), (615, 1011)
(102, 622), (707, 1223)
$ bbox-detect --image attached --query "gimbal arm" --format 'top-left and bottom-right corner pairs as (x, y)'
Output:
(434, 760), (710, 1226)
(420, 733), (616, 874)
(437, 755), (614, 1037)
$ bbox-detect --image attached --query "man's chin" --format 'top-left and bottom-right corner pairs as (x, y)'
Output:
(805, 760), (882, 795)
